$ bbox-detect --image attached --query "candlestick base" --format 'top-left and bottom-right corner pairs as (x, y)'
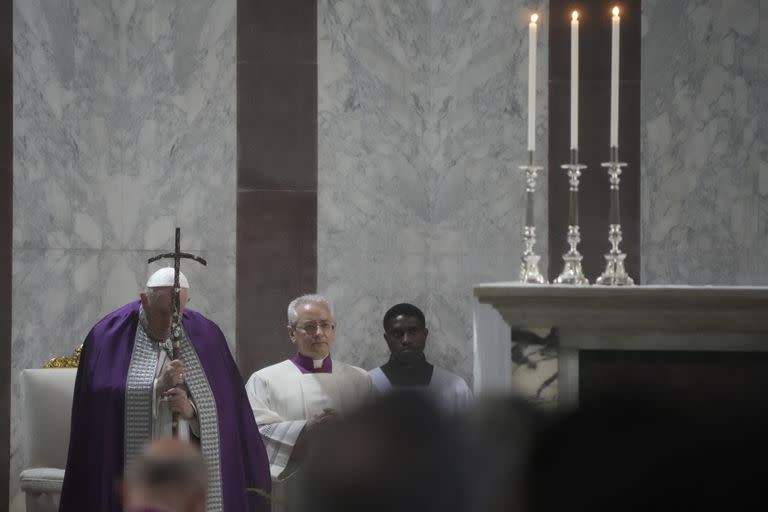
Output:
(595, 226), (634, 286)
(555, 225), (589, 285)
(520, 227), (546, 284)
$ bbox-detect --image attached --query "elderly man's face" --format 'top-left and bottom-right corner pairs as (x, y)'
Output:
(140, 287), (190, 340)
(384, 315), (428, 364)
(288, 302), (336, 360)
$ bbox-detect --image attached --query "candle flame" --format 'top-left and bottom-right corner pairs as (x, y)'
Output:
(531, 13), (539, 23)
(612, 6), (620, 16)
(572, 11), (579, 21)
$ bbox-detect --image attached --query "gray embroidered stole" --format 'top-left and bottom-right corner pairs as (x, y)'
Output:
(124, 324), (155, 465)
(179, 332), (223, 512)
(125, 317), (223, 512)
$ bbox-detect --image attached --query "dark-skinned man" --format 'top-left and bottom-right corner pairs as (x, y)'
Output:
(369, 303), (471, 413)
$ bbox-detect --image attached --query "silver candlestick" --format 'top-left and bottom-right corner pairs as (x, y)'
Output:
(519, 150), (546, 284)
(555, 149), (589, 285)
(596, 146), (634, 285)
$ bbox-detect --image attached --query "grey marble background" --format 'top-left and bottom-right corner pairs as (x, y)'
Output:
(318, 0), (549, 386)
(11, 0), (235, 506)
(641, 0), (768, 284)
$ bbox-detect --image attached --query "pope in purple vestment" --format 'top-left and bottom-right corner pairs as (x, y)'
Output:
(58, 300), (271, 512)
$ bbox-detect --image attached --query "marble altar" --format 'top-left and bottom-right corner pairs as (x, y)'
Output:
(473, 283), (768, 408)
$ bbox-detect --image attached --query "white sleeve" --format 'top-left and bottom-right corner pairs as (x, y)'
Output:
(455, 377), (473, 410)
(361, 369), (376, 401)
(246, 373), (307, 481)
(350, 365), (377, 404)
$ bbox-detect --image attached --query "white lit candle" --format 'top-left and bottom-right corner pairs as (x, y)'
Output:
(610, 6), (620, 148)
(570, 11), (579, 150)
(528, 13), (538, 152)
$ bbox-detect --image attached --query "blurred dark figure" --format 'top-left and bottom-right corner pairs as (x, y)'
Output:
(298, 390), (470, 512)
(459, 395), (541, 512)
(524, 394), (768, 512)
(122, 438), (208, 512)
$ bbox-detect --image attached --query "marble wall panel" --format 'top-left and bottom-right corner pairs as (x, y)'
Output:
(318, 0), (431, 368)
(318, 0), (548, 385)
(641, 0), (767, 284)
(11, 0), (235, 505)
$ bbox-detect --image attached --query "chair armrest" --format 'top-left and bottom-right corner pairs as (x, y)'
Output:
(19, 468), (64, 495)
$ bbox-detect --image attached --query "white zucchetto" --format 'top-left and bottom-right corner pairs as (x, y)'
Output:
(146, 267), (190, 289)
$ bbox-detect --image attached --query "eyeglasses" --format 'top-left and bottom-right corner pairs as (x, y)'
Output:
(295, 321), (336, 334)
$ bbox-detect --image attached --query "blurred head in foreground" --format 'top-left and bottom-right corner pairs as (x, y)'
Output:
(298, 390), (470, 512)
(524, 394), (768, 512)
(123, 438), (208, 512)
(458, 394), (541, 512)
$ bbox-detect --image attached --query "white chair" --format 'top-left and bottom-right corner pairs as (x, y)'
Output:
(19, 368), (77, 512)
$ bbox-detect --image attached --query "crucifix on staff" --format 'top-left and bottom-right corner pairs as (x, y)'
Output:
(147, 227), (207, 437)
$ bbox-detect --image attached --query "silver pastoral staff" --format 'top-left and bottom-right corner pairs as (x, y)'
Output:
(519, 150), (546, 283)
(147, 227), (207, 437)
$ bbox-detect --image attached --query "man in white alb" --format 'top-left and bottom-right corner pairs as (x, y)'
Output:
(369, 303), (472, 413)
(245, 294), (374, 511)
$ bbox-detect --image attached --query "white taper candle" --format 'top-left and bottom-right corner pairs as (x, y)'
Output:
(570, 11), (579, 150)
(528, 14), (538, 152)
(610, 6), (620, 148)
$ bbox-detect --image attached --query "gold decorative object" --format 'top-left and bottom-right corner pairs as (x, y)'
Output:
(45, 345), (83, 368)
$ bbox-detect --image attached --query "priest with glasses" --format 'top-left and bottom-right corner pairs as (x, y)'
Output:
(246, 294), (374, 512)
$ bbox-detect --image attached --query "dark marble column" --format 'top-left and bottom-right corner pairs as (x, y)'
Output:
(548, 0), (641, 283)
(1, 0), (11, 506)
(236, 2), (318, 377)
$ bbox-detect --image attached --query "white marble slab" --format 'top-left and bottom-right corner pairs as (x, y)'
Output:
(475, 282), (768, 330)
